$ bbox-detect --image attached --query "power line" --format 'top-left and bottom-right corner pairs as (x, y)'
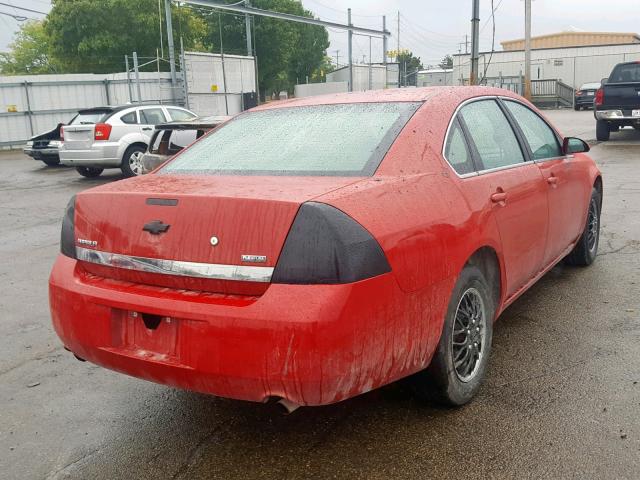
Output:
(0, 9), (28, 21)
(0, 2), (47, 15)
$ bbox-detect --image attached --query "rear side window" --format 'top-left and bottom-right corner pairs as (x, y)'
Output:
(140, 108), (167, 125)
(444, 119), (475, 175)
(609, 63), (640, 83)
(121, 111), (138, 124)
(168, 108), (196, 121)
(504, 101), (561, 160)
(460, 100), (525, 170)
(162, 102), (421, 176)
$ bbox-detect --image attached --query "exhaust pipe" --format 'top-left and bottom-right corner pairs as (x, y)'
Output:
(276, 398), (300, 414)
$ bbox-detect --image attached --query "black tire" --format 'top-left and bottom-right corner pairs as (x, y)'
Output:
(574, 104), (580, 111)
(120, 144), (146, 177)
(41, 157), (60, 166)
(75, 166), (103, 178)
(596, 120), (610, 141)
(565, 187), (601, 267)
(409, 265), (495, 406)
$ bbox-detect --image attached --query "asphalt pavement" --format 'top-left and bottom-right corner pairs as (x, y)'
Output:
(1, 109), (639, 479)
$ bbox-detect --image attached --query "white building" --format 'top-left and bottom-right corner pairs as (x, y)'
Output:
(453, 32), (640, 89)
(416, 68), (453, 87)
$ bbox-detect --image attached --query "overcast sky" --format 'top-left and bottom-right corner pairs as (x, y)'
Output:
(2, 0), (640, 67)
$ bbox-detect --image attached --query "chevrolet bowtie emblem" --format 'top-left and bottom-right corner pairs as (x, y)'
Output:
(143, 220), (170, 235)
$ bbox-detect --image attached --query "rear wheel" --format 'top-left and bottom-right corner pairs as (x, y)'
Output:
(120, 145), (146, 177)
(574, 104), (580, 111)
(75, 166), (103, 178)
(596, 120), (610, 141)
(565, 187), (601, 266)
(409, 265), (495, 406)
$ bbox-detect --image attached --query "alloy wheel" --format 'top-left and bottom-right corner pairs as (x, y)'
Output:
(452, 287), (487, 382)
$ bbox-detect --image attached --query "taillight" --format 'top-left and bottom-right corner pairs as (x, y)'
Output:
(60, 126), (64, 141)
(94, 123), (112, 140)
(595, 88), (604, 106)
(60, 195), (76, 259)
(271, 202), (391, 284)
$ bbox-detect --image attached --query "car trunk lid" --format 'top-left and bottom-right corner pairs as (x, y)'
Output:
(74, 174), (361, 294)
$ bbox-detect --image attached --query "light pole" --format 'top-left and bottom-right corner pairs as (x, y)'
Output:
(524, 0), (532, 100)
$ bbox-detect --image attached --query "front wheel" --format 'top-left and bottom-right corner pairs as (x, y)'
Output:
(565, 187), (601, 266)
(409, 265), (495, 406)
(75, 166), (103, 178)
(596, 120), (610, 141)
(121, 145), (146, 177)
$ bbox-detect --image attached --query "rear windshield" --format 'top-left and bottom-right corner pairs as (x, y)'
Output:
(70, 111), (110, 125)
(580, 83), (600, 90)
(161, 102), (421, 177)
(609, 63), (640, 83)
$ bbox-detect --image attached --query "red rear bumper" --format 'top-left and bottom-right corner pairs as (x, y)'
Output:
(49, 255), (440, 406)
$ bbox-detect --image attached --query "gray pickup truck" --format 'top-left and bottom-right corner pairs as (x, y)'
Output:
(594, 61), (640, 141)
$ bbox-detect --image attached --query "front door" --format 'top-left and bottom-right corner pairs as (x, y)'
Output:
(501, 99), (586, 265)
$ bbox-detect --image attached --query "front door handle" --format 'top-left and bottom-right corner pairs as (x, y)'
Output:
(547, 175), (558, 185)
(490, 191), (507, 204)
(142, 127), (153, 131)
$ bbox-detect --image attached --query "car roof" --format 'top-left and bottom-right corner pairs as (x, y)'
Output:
(251, 86), (524, 112)
(77, 104), (187, 115)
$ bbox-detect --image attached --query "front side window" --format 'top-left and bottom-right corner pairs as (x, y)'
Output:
(460, 100), (525, 170)
(140, 108), (167, 125)
(444, 119), (475, 175)
(504, 101), (561, 160)
(162, 102), (421, 176)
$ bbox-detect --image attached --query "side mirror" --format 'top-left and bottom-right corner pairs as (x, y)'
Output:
(563, 137), (590, 155)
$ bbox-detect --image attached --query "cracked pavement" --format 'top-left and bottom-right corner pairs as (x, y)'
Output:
(1, 109), (639, 479)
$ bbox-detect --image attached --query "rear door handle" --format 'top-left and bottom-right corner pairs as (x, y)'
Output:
(490, 192), (507, 203)
(547, 175), (558, 185)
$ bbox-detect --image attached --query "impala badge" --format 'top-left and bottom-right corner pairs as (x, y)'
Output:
(143, 220), (170, 235)
(241, 254), (267, 263)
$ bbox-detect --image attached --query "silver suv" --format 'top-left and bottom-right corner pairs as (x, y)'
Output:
(59, 104), (196, 177)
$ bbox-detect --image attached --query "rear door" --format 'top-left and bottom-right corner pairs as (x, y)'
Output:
(457, 99), (549, 298)
(501, 99), (587, 265)
(138, 107), (168, 140)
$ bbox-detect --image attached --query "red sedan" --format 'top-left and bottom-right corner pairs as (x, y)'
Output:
(49, 87), (602, 409)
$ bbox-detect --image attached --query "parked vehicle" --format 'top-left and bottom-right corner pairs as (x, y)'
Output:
(59, 104), (196, 177)
(574, 82), (600, 110)
(594, 62), (640, 141)
(49, 87), (602, 409)
(24, 123), (64, 166)
(141, 115), (231, 174)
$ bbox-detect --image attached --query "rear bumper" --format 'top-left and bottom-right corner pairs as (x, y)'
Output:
(49, 255), (437, 406)
(59, 143), (121, 167)
(24, 147), (60, 159)
(575, 97), (594, 107)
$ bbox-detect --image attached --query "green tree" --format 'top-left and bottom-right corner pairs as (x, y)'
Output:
(397, 50), (423, 87)
(439, 54), (453, 69)
(44, 0), (208, 74)
(0, 21), (57, 74)
(206, 0), (329, 97)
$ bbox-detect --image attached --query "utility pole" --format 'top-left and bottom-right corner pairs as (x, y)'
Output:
(348, 8), (353, 91)
(524, 0), (532, 100)
(382, 15), (388, 88)
(368, 35), (372, 90)
(158, 0), (164, 59)
(470, 0), (480, 85)
(245, 0), (252, 57)
(397, 10), (401, 86)
(164, 0), (177, 96)
(465, 34), (469, 54)
(132, 51), (142, 103)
